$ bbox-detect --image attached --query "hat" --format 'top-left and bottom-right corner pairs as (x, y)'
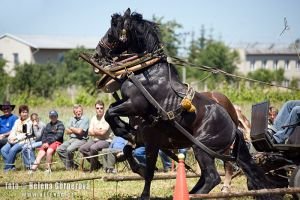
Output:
(49, 110), (58, 117)
(0, 101), (15, 111)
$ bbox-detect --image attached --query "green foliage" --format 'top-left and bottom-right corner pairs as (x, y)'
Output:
(152, 16), (182, 57)
(0, 59), (10, 101)
(248, 68), (285, 83)
(11, 63), (59, 98)
(60, 47), (98, 89)
(75, 89), (96, 106)
(187, 40), (239, 83)
(217, 81), (300, 104)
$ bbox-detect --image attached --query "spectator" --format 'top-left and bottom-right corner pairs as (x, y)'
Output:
(30, 110), (64, 173)
(0, 101), (18, 150)
(268, 106), (278, 126)
(79, 100), (111, 172)
(22, 113), (45, 169)
(132, 146), (146, 166)
(57, 104), (89, 170)
(159, 149), (187, 172)
(1, 105), (31, 172)
(269, 100), (300, 144)
(102, 136), (128, 173)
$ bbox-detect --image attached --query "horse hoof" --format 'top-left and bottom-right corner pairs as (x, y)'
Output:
(139, 195), (150, 200)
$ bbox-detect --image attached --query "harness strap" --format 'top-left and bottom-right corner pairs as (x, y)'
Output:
(127, 72), (235, 161)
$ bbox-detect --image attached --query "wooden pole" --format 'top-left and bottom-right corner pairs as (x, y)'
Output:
(114, 57), (161, 76)
(103, 173), (204, 182)
(189, 187), (300, 199)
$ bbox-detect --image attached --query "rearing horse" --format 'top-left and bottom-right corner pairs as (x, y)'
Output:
(92, 8), (280, 200)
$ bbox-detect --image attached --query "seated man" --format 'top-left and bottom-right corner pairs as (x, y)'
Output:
(0, 101), (18, 150)
(102, 136), (128, 173)
(57, 104), (89, 170)
(79, 100), (111, 172)
(30, 110), (64, 173)
(22, 113), (45, 169)
(270, 100), (300, 144)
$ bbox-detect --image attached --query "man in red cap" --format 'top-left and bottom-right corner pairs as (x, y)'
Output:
(0, 101), (18, 149)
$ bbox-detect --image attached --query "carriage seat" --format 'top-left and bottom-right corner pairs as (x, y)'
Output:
(250, 101), (300, 153)
(250, 101), (274, 152)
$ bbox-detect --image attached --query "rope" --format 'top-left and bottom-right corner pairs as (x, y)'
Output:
(169, 56), (300, 91)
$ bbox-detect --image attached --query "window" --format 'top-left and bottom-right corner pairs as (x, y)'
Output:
(262, 60), (267, 69)
(273, 60), (278, 70)
(13, 53), (19, 65)
(284, 60), (289, 70)
(297, 60), (300, 71)
(0, 53), (3, 59)
(250, 60), (255, 71)
(57, 53), (64, 62)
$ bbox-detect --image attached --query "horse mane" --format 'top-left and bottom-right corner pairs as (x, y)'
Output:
(129, 12), (162, 53)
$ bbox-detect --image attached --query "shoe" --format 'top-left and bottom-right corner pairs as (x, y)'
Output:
(106, 168), (117, 174)
(90, 163), (102, 172)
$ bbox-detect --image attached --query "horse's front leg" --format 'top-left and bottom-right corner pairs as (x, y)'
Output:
(141, 144), (159, 200)
(105, 99), (137, 142)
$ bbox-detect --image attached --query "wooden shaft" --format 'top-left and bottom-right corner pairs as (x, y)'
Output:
(190, 187), (300, 199)
(79, 53), (117, 80)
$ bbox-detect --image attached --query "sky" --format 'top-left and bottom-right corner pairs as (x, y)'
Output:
(0, 0), (299, 47)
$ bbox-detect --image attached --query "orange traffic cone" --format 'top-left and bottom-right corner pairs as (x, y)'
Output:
(173, 153), (190, 200)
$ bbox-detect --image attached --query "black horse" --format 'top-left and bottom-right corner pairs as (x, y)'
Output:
(92, 8), (281, 200)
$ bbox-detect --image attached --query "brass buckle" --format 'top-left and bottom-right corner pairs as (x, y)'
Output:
(167, 111), (175, 120)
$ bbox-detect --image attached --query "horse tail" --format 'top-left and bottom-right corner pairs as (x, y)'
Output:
(233, 129), (283, 200)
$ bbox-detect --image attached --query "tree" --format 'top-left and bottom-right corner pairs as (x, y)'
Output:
(187, 40), (240, 83)
(247, 68), (285, 83)
(152, 16), (182, 57)
(0, 59), (9, 100)
(61, 47), (99, 90)
(11, 63), (59, 97)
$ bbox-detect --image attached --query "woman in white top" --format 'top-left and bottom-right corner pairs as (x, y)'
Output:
(1, 105), (32, 171)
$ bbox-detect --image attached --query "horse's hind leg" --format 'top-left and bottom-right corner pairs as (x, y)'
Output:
(222, 161), (233, 192)
(190, 146), (221, 194)
(141, 144), (159, 200)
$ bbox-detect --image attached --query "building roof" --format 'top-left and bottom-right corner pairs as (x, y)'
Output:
(231, 42), (299, 55)
(0, 33), (100, 49)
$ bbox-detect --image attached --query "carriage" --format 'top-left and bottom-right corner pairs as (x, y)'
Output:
(250, 101), (300, 198)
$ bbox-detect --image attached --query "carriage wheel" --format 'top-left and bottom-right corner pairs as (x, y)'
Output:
(290, 166), (300, 200)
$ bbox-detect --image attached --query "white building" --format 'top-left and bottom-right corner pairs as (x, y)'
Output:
(0, 33), (99, 75)
(235, 43), (300, 85)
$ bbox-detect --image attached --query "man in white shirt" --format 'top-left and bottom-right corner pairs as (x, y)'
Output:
(79, 100), (112, 172)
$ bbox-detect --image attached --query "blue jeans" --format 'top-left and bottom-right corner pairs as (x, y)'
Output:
(159, 148), (188, 170)
(22, 141), (42, 168)
(273, 100), (300, 143)
(133, 147), (146, 166)
(159, 150), (172, 170)
(1, 142), (24, 170)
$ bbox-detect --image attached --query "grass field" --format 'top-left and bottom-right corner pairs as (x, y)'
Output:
(0, 150), (295, 200)
(0, 105), (295, 199)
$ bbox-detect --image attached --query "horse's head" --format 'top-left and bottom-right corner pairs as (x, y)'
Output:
(93, 8), (161, 63)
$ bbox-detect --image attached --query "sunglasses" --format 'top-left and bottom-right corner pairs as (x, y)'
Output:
(2, 106), (11, 110)
(96, 107), (104, 110)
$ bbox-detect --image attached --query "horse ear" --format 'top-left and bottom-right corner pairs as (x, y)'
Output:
(124, 8), (131, 16)
(111, 14), (120, 26)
